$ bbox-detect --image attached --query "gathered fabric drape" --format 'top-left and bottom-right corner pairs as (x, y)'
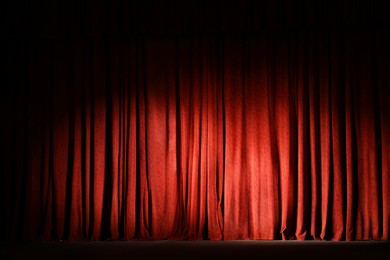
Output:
(3, 0), (390, 243)
(2, 30), (389, 241)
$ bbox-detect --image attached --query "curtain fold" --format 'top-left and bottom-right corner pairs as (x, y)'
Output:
(2, 31), (389, 241)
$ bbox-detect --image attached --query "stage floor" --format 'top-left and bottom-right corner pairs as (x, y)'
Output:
(1, 240), (390, 260)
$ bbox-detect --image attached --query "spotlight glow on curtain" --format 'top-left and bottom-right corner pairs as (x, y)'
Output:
(2, 31), (389, 241)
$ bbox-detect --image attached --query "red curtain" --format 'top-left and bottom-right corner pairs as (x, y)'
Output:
(2, 1), (390, 241)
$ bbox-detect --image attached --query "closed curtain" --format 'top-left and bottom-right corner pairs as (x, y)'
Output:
(2, 0), (390, 241)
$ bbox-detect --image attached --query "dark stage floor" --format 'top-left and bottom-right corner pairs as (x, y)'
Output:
(1, 240), (389, 260)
